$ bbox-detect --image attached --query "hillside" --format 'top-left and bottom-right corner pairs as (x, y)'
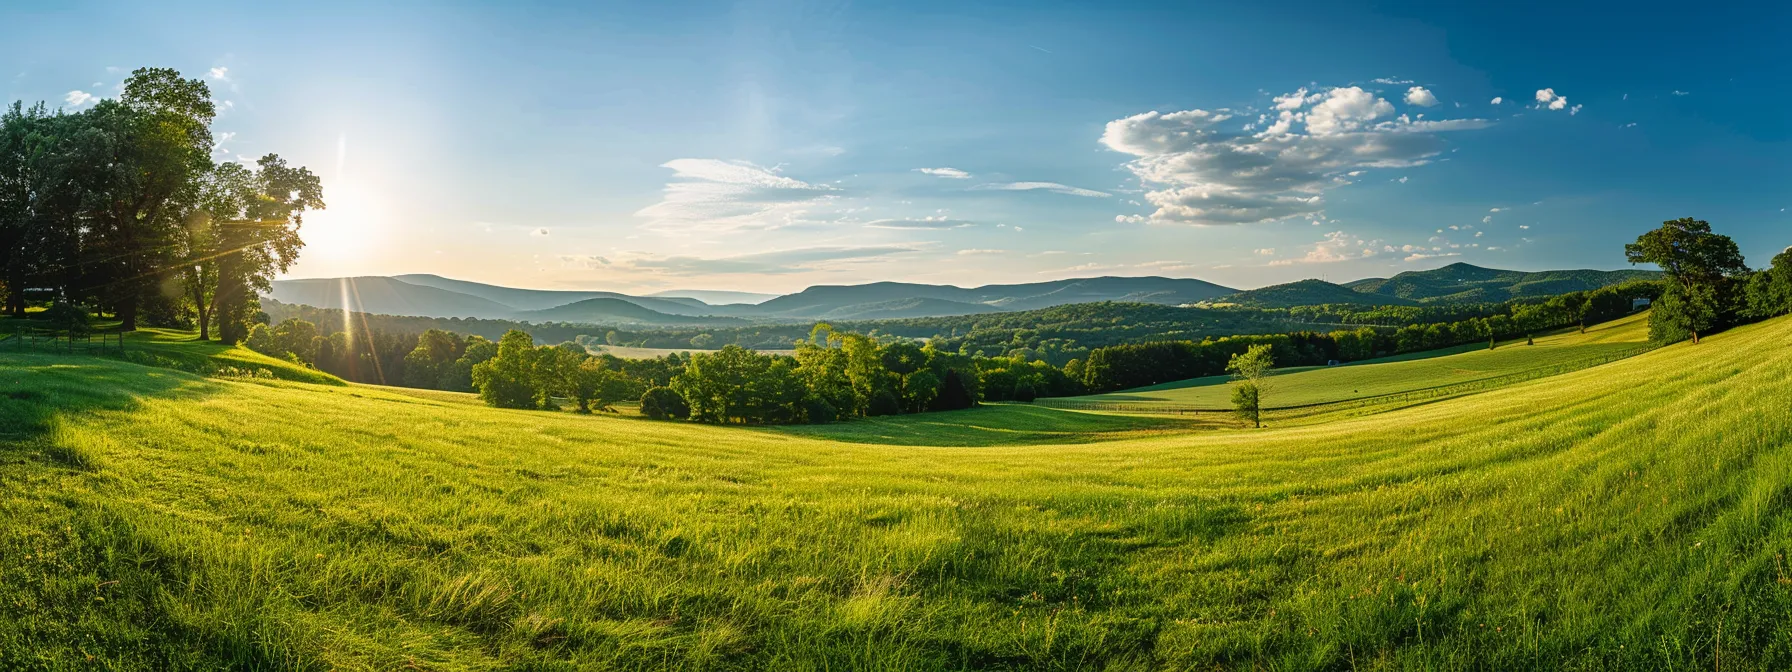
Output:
(393, 274), (721, 316)
(513, 297), (745, 326)
(1214, 278), (1421, 308)
(5, 312), (1791, 667)
(1347, 262), (1662, 303)
(267, 276), (520, 319)
(755, 275), (1234, 318)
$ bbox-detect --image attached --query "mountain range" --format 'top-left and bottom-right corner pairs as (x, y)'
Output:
(1212, 263), (1662, 308)
(265, 274), (1237, 326)
(266, 264), (1662, 326)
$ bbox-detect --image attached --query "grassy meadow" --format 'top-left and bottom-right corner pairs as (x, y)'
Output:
(1060, 311), (1655, 411)
(3, 311), (1792, 668)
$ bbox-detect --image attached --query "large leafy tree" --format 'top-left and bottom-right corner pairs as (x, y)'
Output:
(209, 155), (324, 343)
(1625, 218), (1748, 344)
(1744, 248), (1792, 320)
(78, 69), (216, 330)
(1228, 344), (1274, 428)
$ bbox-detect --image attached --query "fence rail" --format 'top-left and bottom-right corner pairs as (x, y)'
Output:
(1039, 345), (1658, 417)
(1, 328), (127, 355)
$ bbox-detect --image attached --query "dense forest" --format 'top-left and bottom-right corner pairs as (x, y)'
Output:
(0, 68), (321, 343)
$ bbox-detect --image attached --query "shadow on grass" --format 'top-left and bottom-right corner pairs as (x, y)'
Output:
(763, 402), (1222, 447)
(0, 351), (222, 466)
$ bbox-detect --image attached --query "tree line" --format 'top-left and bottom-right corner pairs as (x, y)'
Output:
(1073, 279), (1663, 392)
(0, 68), (322, 341)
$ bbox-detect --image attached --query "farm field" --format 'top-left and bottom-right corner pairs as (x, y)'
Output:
(2, 312), (1791, 668)
(1059, 310), (1655, 411)
(585, 344), (796, 359)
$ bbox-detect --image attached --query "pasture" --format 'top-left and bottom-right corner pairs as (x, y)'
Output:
(2, 311), (1790, 669)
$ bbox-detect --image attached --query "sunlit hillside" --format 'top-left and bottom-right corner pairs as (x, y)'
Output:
(4, 312), (1790, 668)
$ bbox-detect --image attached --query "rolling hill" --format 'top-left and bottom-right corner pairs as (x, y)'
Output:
(1346, 262), (1662, 303)
(1212, 278), (1421, 308)
(749, 276), (1236, 319)
(392, 274), (725, 316)
(4, 311), (1789, 667)
(266, 276), (521, 319)
(513, 297), (746, 325)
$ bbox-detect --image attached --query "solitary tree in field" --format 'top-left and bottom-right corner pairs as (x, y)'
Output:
(1625, 218), (1747, 344)
(1228, 344), (1274, 428)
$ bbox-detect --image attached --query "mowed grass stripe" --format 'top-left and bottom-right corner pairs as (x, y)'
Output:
(0, 312), (1789, 669)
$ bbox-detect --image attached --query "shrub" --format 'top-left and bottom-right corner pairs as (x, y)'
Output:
(802, 396), (837, 424)
(640, 386), (689, 421)
(1013, 382), (1037, 403)
(867, 389), (901, 417)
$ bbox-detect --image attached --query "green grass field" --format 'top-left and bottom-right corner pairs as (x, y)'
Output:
(4, 311), (1792, 669)
(1059, 311), (1655, 411)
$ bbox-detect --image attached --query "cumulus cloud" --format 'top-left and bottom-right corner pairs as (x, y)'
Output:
(1268, 230), (1382, 266)
(1115, 214), (1148, 224)
(604, 245), (924, 276)
(209, 66), (229, 80)
(64, 90), (96, 106)
(1405, 252), (1462, 262)
(1101, 85), (1492, 225)
(1536, 88), (1570, 111)
(1404, 86), (1440, 107)
(863, 217), (974, 229)
(531, 228), (550, 236)
(636, 159), (837, 233)
(971, 181), (1111, 198)
(1490, 96), (1503, 105)
(915, 167), (970, 179)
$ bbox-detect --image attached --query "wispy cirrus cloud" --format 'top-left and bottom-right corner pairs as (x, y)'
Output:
(1101, 84), (1492, 225)
(915, 167), (970, 179)
(863, 216), (974, 230)
(636, 159), (838, 233)
(970, 181), (1111, 198)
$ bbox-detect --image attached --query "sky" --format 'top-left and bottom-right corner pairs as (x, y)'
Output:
(4, 0), (1789, 294)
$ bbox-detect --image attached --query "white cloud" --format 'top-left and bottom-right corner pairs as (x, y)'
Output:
(915, 167), (970, 179)
(956, 248), (1006, 255)
(1101, 85), (1492, 225)
(531, 228), (549, 236)
(1569, 104), (1582, 115)
(863, 217), (974, 230)
(1397, 176), (1409, 184)
(64, 90), (96, 106)
(971, 181), (1111, 198)
(1269, 230), (1381, 265)
(1370, 77), (1414, 85)
(1490, 96), (1503, 105)
(1482, 215), (1493, 224)
(1404, 86), (1440, 107)
(1115, 214), (1147, 224)
(1536, 88), (1570, 111)
(1622, 122), (1637, 128)
(1254, 248), (1276, 256)
(1405, 252), (1461, 262)
(636, 159), (837, 233)
(209, 67), (229, 81)
(1672, 90), (1689, 96)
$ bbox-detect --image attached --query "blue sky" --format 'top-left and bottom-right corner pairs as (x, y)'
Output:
(4, 0), (1788, 293)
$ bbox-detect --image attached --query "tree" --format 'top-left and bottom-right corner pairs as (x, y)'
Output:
(1744, 248), (1792, 319)
(271, 319), (319, 363)
(211, 155), (324, 343)
(567, 357), (632, 413)
(933, 368), (977, 411)
(472, 330), (540, 409)
(1228, 344), (1274, 428)
(688, 333), (714, 349)
(640, 386), (690, 420)
(402, 329), (466, 389)
(1625, 218), (1747, 344)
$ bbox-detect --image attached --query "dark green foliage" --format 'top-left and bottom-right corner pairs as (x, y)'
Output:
(640, 386), (689, 420)
(934, 368), (976, 411)
(867, 389), (901, 416)
(802, 396), (837, 424)
(1012, 382), (1037, 403)
(42, 302), (91, 337)
(1744, 248), (1792, 319)
(472, 330), (540, 409)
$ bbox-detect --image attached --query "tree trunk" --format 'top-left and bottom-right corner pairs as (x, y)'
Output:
(1693, 331), (1701, 345)
(118, 295), (138, 332)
